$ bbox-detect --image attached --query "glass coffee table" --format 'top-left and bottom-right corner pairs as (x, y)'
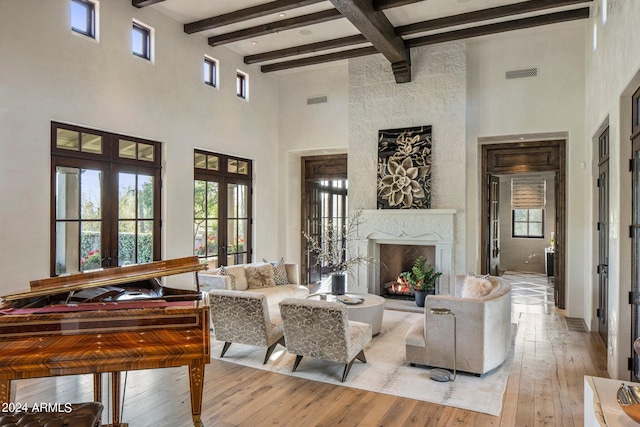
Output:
(306, 293), (385, 336)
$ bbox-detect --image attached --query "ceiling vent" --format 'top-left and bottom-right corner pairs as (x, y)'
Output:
(505, 68), (538, 79)
(307, 96), (328, 105)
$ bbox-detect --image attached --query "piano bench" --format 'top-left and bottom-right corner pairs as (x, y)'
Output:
(0, 402), (103, 427)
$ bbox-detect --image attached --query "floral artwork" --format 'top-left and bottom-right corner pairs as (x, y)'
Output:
(377, 125), (432, 209)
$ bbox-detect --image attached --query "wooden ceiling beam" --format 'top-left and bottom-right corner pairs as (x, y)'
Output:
(405, 7), (590, 48)
(373, 0), (426, 11)
(329, 0), (410, 82)
(261, 46), (378, 72)
(244, 0), (587, 65)
(132, 0), (165, 8)
(245, 34), (367, 64)
(184, 0), (325, 34)
(208, 9), (342, 47)
(396, 0), (593, 36)
(261, 8), (589, 73)
(186, 0), (424, 34)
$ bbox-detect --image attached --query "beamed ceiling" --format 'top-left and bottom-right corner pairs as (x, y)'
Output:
(134, 0), (592, 83)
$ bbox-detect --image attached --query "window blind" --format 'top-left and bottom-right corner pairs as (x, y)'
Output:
(511, 178), (546, 209)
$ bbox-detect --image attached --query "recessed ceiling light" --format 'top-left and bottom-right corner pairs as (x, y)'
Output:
(251, 41), (258, 45)
(279, 13), (286, 17)
(300, 29), (312, 36)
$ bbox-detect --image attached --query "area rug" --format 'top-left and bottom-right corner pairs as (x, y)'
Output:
(211, 309), (515, 416)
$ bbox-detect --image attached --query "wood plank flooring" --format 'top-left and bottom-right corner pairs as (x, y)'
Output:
(12, 274), (607, 426)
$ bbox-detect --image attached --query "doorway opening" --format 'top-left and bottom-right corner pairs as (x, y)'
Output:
(300, 154), (347, 286)
(481, 140), (566, 309)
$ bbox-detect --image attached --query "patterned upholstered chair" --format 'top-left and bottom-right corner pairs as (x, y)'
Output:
(279, 298), (372, 382)
(209, 289), (285, 364)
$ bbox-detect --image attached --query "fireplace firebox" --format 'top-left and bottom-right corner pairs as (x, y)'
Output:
(378, 244), (436, 299)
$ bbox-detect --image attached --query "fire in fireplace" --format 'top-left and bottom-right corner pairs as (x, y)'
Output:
(378, 244), (436, 299)
(383, 276), (414, 299)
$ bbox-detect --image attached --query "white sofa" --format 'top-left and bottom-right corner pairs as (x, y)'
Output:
(198, 262), (308, 311)
(405, 274), (512, 375)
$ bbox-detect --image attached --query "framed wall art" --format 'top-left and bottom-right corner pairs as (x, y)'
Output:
(377, 125), (432, 209)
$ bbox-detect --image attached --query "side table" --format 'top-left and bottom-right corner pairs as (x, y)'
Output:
(584, 375), (640, 426)
(306, 293), (385, 336)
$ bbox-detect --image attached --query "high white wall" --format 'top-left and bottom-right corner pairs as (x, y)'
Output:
(0, 0), (280, 291)
(277, 64), (350, 265)
(466, 22), (587, 317)
(585, 0), (640, 380)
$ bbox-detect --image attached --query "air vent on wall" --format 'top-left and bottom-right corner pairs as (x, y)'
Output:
(307, 96), (328, 105)
(505, 68), (538, 79)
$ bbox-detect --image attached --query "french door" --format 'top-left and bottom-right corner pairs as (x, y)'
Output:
(193, 150), (252, 267)
(51, 123), (161, 276)
(301, 155), (348, 286)
(488, 175), (500, 276)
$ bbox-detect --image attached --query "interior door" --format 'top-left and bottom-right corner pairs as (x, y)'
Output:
(632, 101), (640, 380)
(489, 175), (501, 276)
(597, 127), (609, 346)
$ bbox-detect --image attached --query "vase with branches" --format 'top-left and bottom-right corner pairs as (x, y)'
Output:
(303, 209), (376, 295)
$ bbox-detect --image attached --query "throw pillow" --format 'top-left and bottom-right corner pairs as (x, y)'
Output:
(218, 265), (237, 291)
(245, 263), (276, 289)
(262, 257), (289, 285)
(461, 275), (493, 299)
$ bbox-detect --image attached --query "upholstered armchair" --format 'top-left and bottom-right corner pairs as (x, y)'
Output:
(209, 289), (285, 364)
(279, 298), (372, 382)
(405, 275), (512, 375)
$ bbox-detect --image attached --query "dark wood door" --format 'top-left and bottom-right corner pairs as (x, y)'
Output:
(597, 127), (609, 345)
(301, 155), (347, 286)
(489, 175), (501, 276)
(631, 86), (640, 380)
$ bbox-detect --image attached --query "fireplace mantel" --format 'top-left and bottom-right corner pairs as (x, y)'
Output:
(352, 209), (456, 295)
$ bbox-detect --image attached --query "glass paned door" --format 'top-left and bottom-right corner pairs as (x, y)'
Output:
(51, 122), (161, 276)
(54, 165), (103, 274)
(117, 172), (155, 266)
(193, 150), (252, 267)
(194, 180), (219, 266)
(227, 182), (249, 265)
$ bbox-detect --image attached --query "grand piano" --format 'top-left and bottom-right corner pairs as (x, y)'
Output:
(0, 256), (210, 427)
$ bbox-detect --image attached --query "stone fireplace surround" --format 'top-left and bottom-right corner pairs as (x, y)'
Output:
(352, 209), (456, 296)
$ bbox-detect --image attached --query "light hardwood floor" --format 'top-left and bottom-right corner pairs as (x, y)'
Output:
(14, 273), (607, 426)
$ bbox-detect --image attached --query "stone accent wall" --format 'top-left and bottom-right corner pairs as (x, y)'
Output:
(347, 42), (467, 281)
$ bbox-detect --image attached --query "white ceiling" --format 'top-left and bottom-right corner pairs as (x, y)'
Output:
(150, 0), (588, 69)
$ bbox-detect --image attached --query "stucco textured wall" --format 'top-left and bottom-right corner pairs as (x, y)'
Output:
(347, 42), (467, 276)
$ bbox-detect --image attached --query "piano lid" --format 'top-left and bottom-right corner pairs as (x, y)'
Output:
(0, 256), (207, 302)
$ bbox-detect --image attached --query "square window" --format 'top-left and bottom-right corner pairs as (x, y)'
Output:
(71, 0), (95, 38)
(204, 57), (218, 88)
(512, 209), (544, 238)
(236, 71), (248, 99)
(132, 22), (151, 60)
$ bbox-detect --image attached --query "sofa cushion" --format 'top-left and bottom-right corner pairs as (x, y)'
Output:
(218, 266), (237, 290)
(263, 257), (290, 285)
(245, 263), (276, 289)
(226, 265), (249, 291)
